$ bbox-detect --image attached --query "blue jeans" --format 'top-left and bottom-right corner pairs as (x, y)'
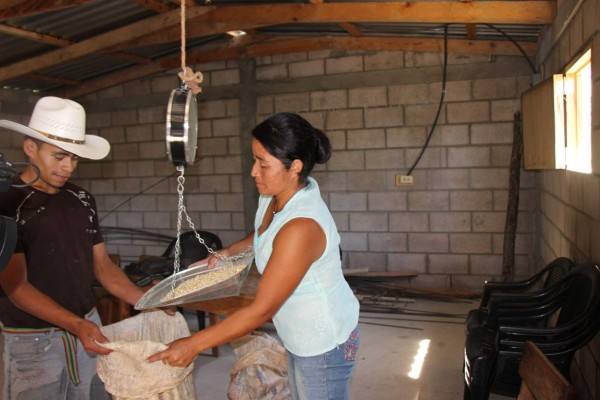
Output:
(1, 309), (108, 400)
(287, 326), (359, 400)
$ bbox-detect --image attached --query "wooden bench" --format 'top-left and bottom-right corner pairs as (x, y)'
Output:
(517, 341), (577, 400)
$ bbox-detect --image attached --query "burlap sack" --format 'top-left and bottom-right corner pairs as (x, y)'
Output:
(228, 331), (290, 400)
(97, 310), (196, 400)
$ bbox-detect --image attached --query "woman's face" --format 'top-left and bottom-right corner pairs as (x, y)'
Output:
(250, 138), (298, 196)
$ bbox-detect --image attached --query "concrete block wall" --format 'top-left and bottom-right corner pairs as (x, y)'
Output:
(535, 0), (600, 397)
(254, 50), (536, 290)
(0, 48), (538, 289)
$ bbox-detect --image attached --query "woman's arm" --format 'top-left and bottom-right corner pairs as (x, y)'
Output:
(148, 218), (325, 367)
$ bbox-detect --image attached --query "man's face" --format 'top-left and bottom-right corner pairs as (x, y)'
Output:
(24, 139), (78, 194)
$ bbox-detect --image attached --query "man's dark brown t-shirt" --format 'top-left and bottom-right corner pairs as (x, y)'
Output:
(0, 178), (103, 329)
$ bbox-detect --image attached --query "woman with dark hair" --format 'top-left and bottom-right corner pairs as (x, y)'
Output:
(149, 112), (360, 399)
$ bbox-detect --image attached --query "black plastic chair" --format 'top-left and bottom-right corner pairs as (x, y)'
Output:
(465, 257), (575, 334)
(463, 263), (600, 399)
(162, 230), (223, 268)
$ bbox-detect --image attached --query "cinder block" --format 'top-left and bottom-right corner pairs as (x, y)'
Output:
(214, 155), (242, 174)
(450, 233), (492, 253)
(349, 212), (388, 232)
(290, 60), (325, 78)
(448, 147), (490, 168)
(451, 275), (492, 291)
(325, 55), (363, 74)
(115, 178), (141, 194)
(87, 111), (111, 129)
(97, 85), (124, 99)
(138, 106), (165, 124)
(389, 212), (428, 232)
(216, 194), (244, 211)
(368, 192), (407, 211)
(405, 52), (445, 68)
(332, 212), (349, 231)
(469, 254), (502, 275)
(130, 195), (157, 211)
(364, 51), (404, 71)
(213, 118), (240, 137)
(470, 168), (509, 189)
(330, 192), (367, 211)
(491, 99), (521, 122)
(90, 179), (115, 195)
(111, 109), (138, 127)
(151, 75), (179, 93)
(365, 149), (404, 169)
(406, 274), (451, 289)
(77, 163), (103, 179)
(346, 251), (387, 271)
(405, 147), (446, 168)
(429, 124), (470, 146)
(409, 233), (449, 253)
(473, 77), (517, 100)
(491, 145), (512, 167)
(128, 161), (155, 177)
(201, 212), (232, 230)
(446, 101), (490, 123)
(347, 128), (385, 149)
(389, 83), (429, 105)
(368, 233), (407, 252)
(387, 253), (427, 273)
(198, 100), (227, 118)
(312, 171), (348, 191)
(472, 212), (505, 232)
(428, 169), (469, 190)
(339, 232), (369, 252)
(450, 190), (493, 211)
(405, 104), (445, 126)
(212, 69), (240, 86)
(408, 191), (449, 211)
(274, 93), (311, 113)
(325, 109), (364, 130)
(257, 96), (274, 115)
(430, 212), (471, 232)
(125, 125), (153, 143)
(198, 138), (228, 156)
(429, 80), (472, 102)
(311, 90), (348, 110)
(112, 143), (139, 161)
(347, 171), (387, 191)
(256, 64), (288, 80)
(429, 254), (469, 273)
(117, 212), (144, 229)
(327, 150), (365, 171)
(386, 126), (427, 148)
(156, 195), (178, 212)
(102, 161), (128, 178)
(349, 86), (387, 108)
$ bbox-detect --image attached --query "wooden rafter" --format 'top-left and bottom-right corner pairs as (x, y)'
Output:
(0, 0), (93, 20)
(59, 34), (538, 99)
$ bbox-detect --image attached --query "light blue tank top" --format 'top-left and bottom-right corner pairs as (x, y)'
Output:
(253, 177), (360, 356)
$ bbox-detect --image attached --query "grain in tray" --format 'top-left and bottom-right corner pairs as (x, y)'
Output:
(161, 263), (247, 301)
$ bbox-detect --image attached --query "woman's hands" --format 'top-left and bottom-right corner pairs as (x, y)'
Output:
(146, 336), (199, 368)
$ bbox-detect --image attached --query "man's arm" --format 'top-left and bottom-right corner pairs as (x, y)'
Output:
(92, 242), (145, 306)
(0, 253), (111, 354)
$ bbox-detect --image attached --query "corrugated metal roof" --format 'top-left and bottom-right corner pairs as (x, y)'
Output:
(0, 0), (548, 95)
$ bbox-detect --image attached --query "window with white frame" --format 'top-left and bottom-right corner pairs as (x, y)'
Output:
(554, 49), (592, 173)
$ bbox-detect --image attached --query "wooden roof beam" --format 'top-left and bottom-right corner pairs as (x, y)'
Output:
(58, 35), (537, 99)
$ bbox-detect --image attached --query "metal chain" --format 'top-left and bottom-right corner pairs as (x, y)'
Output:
(171, 166), (253, 292)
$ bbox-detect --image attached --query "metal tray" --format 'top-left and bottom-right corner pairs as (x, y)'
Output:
(135, 251), (254, 310)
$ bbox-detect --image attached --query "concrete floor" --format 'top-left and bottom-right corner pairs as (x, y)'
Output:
(182, 298), (512, 400)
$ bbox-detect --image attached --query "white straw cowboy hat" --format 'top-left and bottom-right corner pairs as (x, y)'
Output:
(0, 96), (110, 160)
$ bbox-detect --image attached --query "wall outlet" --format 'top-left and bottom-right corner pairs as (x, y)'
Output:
(395, 174), (414, 186)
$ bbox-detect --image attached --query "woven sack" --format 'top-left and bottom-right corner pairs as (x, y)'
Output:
(228, 331), (290, 400)
(97, 310), (196, 400)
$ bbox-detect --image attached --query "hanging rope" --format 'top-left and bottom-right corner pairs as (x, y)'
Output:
(177, 0), (203, 94)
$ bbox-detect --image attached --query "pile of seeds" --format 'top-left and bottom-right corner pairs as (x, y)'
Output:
(161, 263), (247, 302)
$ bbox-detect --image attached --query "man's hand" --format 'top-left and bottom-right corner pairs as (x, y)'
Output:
(73, 319), (112, 355)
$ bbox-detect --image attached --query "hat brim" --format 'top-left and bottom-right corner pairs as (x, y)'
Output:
(0, 119), (110, 160)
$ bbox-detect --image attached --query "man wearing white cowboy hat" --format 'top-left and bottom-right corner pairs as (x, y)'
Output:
(0, 97), (148, 400)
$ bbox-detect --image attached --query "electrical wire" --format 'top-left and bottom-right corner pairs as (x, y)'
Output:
(405, 24), (448, 176)
(483, 23), (537, 74)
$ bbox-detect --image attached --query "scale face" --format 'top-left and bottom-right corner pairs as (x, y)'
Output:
(166, 88), (198, 167)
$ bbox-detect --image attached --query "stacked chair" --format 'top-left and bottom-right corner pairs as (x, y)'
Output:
(463, 259), (600, 399)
